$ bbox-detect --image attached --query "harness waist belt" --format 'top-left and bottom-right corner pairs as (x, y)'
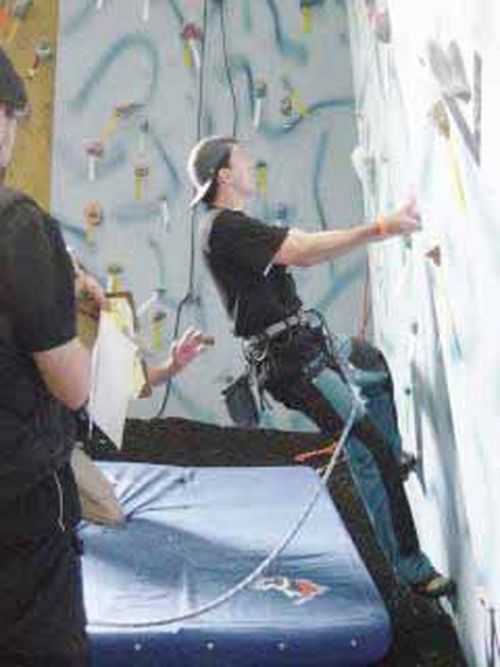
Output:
(249, 311), (306, 344)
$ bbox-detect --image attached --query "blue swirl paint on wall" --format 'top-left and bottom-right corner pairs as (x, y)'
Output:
(260, 98), (355, 137)
(264, 0), (308, 65)
(69, 33), (160, 112)
(62, 0), (96, 35)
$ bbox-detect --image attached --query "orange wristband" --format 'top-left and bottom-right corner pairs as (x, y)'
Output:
(375, 218), (389, 236)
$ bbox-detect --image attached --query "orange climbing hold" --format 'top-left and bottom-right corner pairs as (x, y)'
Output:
(0, 8), (11, 32)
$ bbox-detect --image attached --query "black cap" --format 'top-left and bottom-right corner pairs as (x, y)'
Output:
(187, 135), (237, 207)
(0, 48), (28, 113)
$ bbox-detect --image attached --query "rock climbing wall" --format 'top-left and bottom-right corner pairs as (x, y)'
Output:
(347, 1), (500, 664)
(52, 0), (364, 431)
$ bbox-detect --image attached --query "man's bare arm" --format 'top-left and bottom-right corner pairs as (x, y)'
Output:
(273, 199), (422, 267)
(34, 338), (91, 411)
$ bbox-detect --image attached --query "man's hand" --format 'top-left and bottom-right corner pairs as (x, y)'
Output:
(378, 198), (422, 237)
(147, 327), (215, 387)
(170, 327), (214, 373)
(75, 271), (108, 317)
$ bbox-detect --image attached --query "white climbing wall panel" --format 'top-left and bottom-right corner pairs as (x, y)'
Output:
(347, 1), (500, 664)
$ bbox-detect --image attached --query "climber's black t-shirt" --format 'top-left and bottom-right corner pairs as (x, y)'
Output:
(201, 209), (302, 337)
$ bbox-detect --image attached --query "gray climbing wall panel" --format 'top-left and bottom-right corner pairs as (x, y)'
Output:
(52, 0), (363, 432)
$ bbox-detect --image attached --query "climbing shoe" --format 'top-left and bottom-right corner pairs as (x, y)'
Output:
(411, 572), (456, 599)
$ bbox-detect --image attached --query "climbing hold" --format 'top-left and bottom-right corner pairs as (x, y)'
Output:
(181, 23), (203, 70)
(256, 160), (269, 200)
(5, 0), (32, 44)
(425, 245), (442, 267)
(106, 264), (125, 293)
(27, 40), (53, 80)
(134, 154), (150, 201)
(150, 289), (168, 352)
(85, 140), (104, 182)
(13, 0), (32, 20)
(100, 102), (144, 146)
(83, 201), (104, 246)
(300, 0), (313, 33)
(137, 117), (149, 153)
(282, 76), (309, 118)
(253, 80), (267, 129)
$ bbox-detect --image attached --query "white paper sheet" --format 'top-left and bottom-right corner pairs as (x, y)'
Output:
(88, 311), (138, 449)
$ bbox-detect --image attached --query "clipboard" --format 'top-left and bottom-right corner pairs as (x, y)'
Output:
(77, 291), (152, 398)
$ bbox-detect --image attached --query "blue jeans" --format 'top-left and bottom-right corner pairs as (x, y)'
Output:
(261, 327), (434, 585)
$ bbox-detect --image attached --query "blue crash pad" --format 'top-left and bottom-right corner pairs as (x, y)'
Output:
(81, 462), (391, 666)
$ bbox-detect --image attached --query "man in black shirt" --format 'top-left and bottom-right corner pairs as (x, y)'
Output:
(0, 49), (103, 665)
(187, 135), (454, 598)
